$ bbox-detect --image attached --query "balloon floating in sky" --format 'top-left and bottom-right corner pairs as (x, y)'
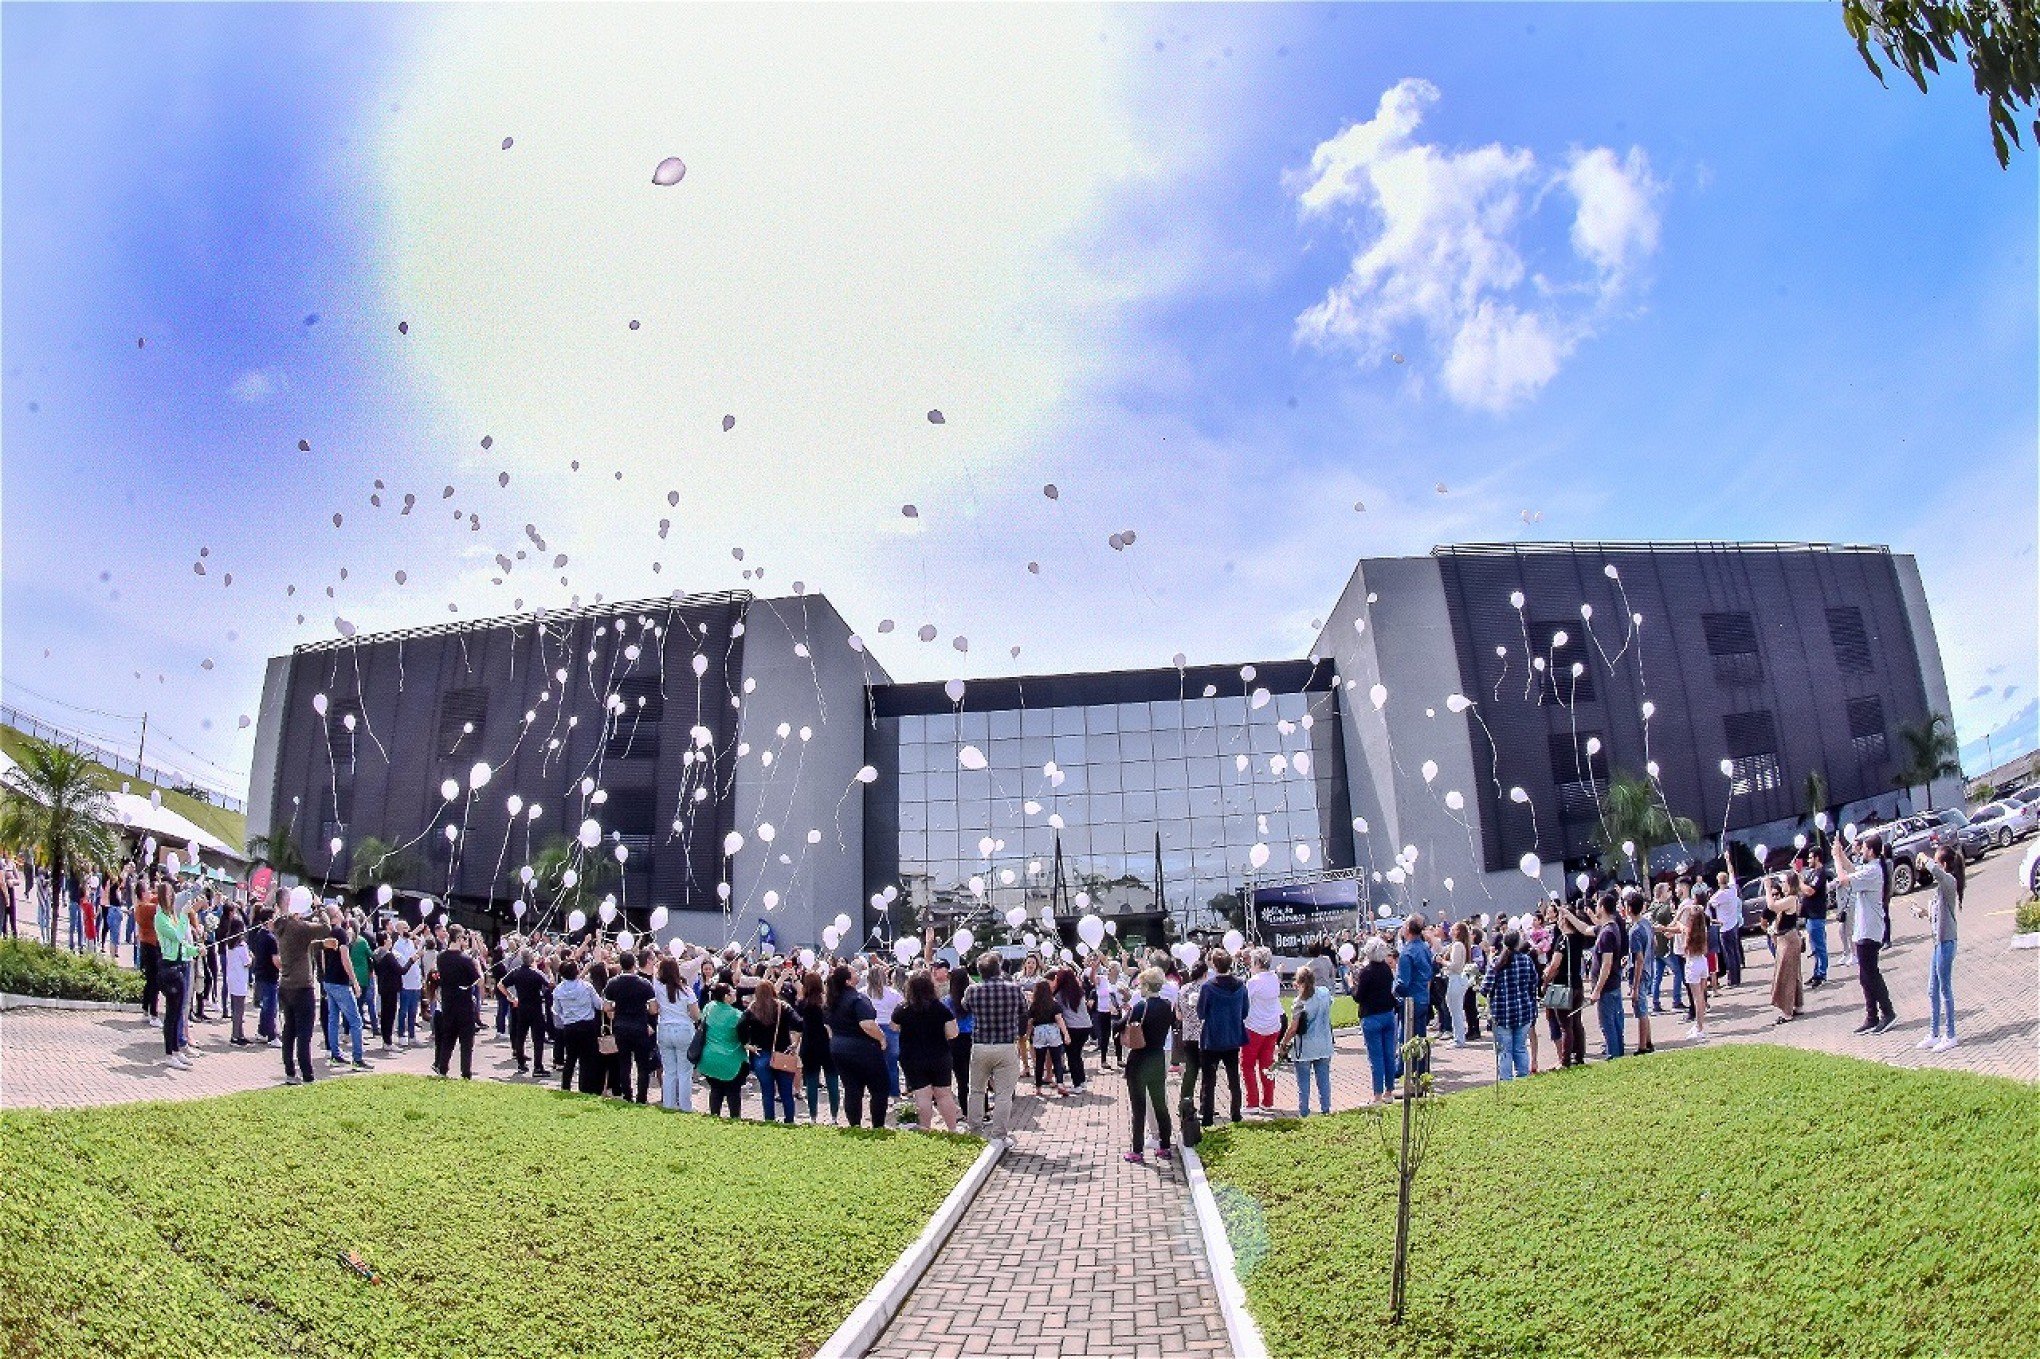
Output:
(926, 409), (945, 424)
(957, 745), (988, 770)
(652, 156), (687, 185)
(723, 415), (735, 431)
(1519, 852), (1543, 878)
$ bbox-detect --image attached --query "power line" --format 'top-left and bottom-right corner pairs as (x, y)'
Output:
(0, 679), (146, 725)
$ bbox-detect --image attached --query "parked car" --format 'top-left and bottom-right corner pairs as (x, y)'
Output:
(1966, 799), (2040, 850)
(1857, 811), (1985, 894)
(2009, 784), (2040, 809)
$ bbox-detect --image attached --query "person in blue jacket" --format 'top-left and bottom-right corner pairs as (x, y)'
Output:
(1394, 915), (1435, 1080)
(1194, 948), (1249, 1127)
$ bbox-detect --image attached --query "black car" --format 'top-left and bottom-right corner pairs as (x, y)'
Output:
(1864, 811), (1987, 894)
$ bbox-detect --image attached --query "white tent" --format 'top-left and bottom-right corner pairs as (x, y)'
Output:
(102, 791), (242, 861)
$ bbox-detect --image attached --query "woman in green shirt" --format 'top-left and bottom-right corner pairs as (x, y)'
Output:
(154, 890), (193, 1069)
(696, 982), (749, 1119)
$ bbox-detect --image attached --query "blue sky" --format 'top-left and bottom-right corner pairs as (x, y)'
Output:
(4, 2), (2034, 794)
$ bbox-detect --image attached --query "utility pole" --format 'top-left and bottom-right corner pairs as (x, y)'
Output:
(136, 711), (148, 776)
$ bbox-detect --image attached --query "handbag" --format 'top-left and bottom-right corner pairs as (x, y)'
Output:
(768, 1015), (801, 1074)
(1122, 1001), (1149, 1052)
(1542, 983), (1576, 1013)
(596, 1014), (618, 1056)
(685, 1023), (707, 1066)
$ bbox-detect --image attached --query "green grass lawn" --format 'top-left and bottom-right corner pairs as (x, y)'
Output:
(0, 722), (247, 852)
(1198, 1045), (2040, 1358)
(0, 1076), (980, 1359)
(1282, 992), (1360, 1029)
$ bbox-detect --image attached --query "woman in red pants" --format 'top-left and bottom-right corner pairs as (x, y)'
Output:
(1241, 948), (1284, 1114)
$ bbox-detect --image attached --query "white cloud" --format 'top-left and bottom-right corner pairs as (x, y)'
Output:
(230, 370), (275, 402)
(1292, 78), (1662, 413)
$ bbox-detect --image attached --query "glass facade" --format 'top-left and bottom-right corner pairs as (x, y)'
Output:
(871, 676), (1352, 937)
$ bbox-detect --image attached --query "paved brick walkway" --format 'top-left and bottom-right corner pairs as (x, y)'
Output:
(3, 852), (2032, 1358)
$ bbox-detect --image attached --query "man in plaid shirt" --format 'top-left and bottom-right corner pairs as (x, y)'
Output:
(960, 953), (1028, 1142)
(1480, 928), (1540, 1080)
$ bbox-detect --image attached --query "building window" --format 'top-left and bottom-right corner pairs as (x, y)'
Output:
(607, 676), (664, 759)
(1548, 731), (1609, 823)
(1722, 709), (1783, 795)
(437, 687), (489, 757)
(1533, 621), (1596, 704)
(1848, 695), (1887, 765)
(1703, 612), (1763, 686)
(1828, 607), (1874, 675)
(320, 784), (353, 855)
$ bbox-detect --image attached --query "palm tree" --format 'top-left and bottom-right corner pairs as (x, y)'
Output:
(1894, 713), (1961, 811)
(1591, 772), (1700, 881)
(346, 835), (418, 893)
(245, 830), (310, 880)
(0, 738), (121, 946)
(528, 834), (619, 928)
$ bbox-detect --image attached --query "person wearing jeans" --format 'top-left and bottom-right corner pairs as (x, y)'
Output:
(1121, 970), (1174, 1162)
(320, 918), (368, 1067)
(1918, 850), (1962, 1051)
(1283, 965), (1334, 1117)
(1588, 895), (1627, 1061)
(1799, 859), (1832, 985)
(1482, 929), (1540, 1082)
(1393, 915), (1435, 1079)
(1351, 940), (1398, 1099)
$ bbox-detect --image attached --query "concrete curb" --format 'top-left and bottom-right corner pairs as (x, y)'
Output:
(0, 992), (137, 1012)
(2009, 932), (2040, 951)
(1180, 1143), (1271, 1359)
(812, 1136), (1006, 1359)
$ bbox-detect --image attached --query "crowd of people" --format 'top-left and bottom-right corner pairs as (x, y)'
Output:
(9, 829), (1969, 1161)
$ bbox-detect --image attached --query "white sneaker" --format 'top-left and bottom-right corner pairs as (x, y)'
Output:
(1917, 1035), (1939, 1050)
(1933, 1037), (1959, 1053)
(166, 1054), (192, 1070)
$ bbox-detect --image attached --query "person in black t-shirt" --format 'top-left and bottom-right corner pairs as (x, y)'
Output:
(249, 909), (281, 1044)
(1797, 856), (1832, 986)
(497, 948), (553, 1078)
(1543, 899), (1594, 1068)
(603, 950), (659, 1103)
(430, 935), (483, 1078)
(1586, 895), (1628, 1061)
(894, 970), (960, 1131)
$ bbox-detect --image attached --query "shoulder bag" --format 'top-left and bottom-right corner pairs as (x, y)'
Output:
(597, 1012), (619, 1056)
(1122, 1000), (1149, 1052)
(768, 1012), (801, 1074)
(685, 1022), (707, 1066)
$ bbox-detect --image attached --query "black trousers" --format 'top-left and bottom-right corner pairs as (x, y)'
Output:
(139, 942), (162, 1018)
(510, 1007), (545, 1071)
(1462, 985), (1481, 1040)
(950, 1033), (973, 1110)
(434, 1014), (477, 1078)
(1857, 940), (1895, 1023)
(707, 1074), (746, 1118)
(1198, 1047), (1242, 1125)
(612, 1027), (654, 1102)
(157, 961), (187, 1057)
(836, 1044), (888, 1128)
(1033, 1042), (1067, 1087)
(1126, 1053), (1172, 1153)
(378, 985), (400, 1047)
(280, 986), (316, 1081)
(1063, 1028), (1089, 1086)
(558, 1020), (602, 1093)
(1722, 928), (1745, 986)
(1177, 1038), (1203, 1120)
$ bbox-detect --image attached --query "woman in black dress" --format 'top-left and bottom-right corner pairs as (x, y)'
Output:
(895, 969), (961, 1131)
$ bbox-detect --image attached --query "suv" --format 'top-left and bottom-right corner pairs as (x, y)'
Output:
(1863, 811), (1986, 894)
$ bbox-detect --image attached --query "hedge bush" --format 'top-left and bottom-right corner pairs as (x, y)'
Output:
(2016, 896), (2040, 934)
(0, 1076), (980, 1359)
(0, 938), (143, 1003)
(1200, 1045), (2040, 1358)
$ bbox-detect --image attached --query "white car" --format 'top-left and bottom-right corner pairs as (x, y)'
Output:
(1966, 799), (2039, 849)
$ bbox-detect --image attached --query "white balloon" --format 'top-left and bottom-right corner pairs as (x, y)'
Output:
(1552, 630), (1569, 647)
(1646, 761), (1661, 778)
(1386, 867), (1408, 885)
(650, 906), (670, 930)
(692, 654), (708, 677)
(968, 875), (986, 896)
(1509, 786), (1529, 804)
(855, 765), (878, 784)
(1295, 843), (1313, 864)
(1077, 914), (1106, 948)
(416, 896), (436, 918)
(312, 692), (329, 715)
(1641, 701), (1656, 720)
(1338, 942), (1357, 963)
(376, 884), (394, 906)
(567, 909), (587, 932)
(561, 869), (578, 889)
(617, 930), (636, 952)
(1509, 591), (1525, 609)
(1222, 929), (1245, 952)
(723, 831), (745, 855)
(614, 844), (629, 864)
(1353, 815), (1370, 834)
(1519, 852), (1543, 879)
(1814, 812), (1831, 831)
(1369, 683), (1388, 710)
(328, 837), (343, 856)
(1076, 940), (1091, 958)
(580, 777), (596, 797)
(1443, 877), (1455, 891)
(957, 745), (988, 770)
(756, 823), (776, 844)
(944, 678), (966, 703)
(1794, 833), (1808, 850)
(468, 761), (492, 791)
(833, 912), (853, 933)
(1576, 873), (1590, 893)
(1621, 840), (1636, 857)
(798, 947), (817, 969)
(1445, 694), (1472, 713)
(951, 927), (975, 954)
(512, 900), (527, 918)
(578, 818), (602, 849)
(440, 779), (460, 801)
(442, 825), (459, 843)
(506, 794), (524, 817)
(528, 803), (543, 821)
(894, 936), (922, 963)
(1105, 920), (1117, 936)
(1005, 905), (1028, 927)
(1754, 843), (1769, 862)
(1248, 842), (1271, 869)
(822, 925), (841, 949)
(1445, 790), (1465, 810)
(599, 897), (618, 924)
(1719, 758), (1735, 778)
(1023, 931), (1038, 949)
(1421, 759), (1438, 783)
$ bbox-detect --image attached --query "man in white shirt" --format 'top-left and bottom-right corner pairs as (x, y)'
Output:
(392, 925), (424, 1048)
(1833, 837), (1896, 1034)
(1710, 871), (1744, 987)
